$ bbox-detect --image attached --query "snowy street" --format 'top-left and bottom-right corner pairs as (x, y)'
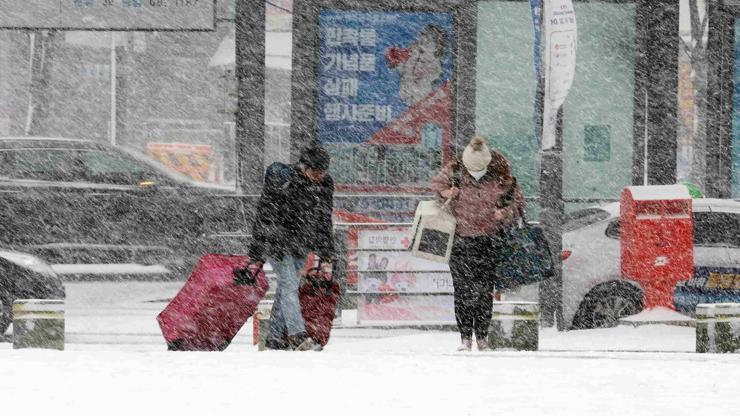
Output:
(2, 281), (739, 415)
(1, 0), (740, 414)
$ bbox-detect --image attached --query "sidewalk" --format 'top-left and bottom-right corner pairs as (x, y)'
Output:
(1, 281), (699, 353)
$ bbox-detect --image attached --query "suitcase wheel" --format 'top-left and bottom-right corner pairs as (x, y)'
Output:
(217, 339), (231, 351)
(233, 269), (256, 286)
(167, 339), (185, 351)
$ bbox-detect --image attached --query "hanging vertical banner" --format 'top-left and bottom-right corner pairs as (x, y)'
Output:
(318, 10), (454, 191)
(542, 0), (577, 150)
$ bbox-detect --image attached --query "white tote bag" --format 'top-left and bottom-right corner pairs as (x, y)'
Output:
(410, 200), (456, 264)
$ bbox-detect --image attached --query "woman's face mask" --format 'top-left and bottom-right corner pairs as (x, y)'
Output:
(467, 169), (487, 180)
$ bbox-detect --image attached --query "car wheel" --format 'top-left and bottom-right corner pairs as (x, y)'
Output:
(0, 296), (12, 338)
(572, 282), (643, 329)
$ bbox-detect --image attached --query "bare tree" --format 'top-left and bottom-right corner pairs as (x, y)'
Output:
(679, 0), (708, 190)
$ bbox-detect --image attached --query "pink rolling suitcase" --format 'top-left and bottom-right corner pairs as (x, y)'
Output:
(157, 254), (269, 351)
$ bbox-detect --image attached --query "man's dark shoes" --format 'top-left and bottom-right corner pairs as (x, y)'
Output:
(287, 333), (321, 351)
(265, 337), (289, 350)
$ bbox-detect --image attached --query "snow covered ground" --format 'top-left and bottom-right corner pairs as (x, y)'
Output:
(1, 282), (738, 415)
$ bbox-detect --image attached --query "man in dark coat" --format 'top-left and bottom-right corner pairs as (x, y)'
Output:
(247, 145), (334, 351)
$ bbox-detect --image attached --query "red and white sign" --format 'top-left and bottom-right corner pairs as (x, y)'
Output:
(354, 227), (455, 324)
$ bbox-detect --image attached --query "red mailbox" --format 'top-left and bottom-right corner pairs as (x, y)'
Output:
(621, 185), (694, 309)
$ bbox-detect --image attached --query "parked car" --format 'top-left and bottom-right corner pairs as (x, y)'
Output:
(0, 249), (65, 336)
(562, 198), (740, 329)
(0, 137), (249, 277)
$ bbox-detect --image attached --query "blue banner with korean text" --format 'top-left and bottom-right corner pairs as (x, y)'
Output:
(318, 10), (454, 191)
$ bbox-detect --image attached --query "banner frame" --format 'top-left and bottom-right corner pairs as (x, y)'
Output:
(290, 0), (477, 193)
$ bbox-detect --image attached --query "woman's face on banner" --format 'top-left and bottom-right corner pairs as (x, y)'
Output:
(397, 30), (444, 107)
(409, 33), (443, 84)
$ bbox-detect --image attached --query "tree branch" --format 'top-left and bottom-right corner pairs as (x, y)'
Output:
(680, 37), (694, 62)
(689, 0), (702, 45)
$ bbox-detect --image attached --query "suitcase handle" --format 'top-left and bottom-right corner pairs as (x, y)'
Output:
(303, 276), (335, 296)
(233, 267), (257, 286)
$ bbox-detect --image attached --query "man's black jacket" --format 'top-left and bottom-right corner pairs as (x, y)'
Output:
(248, 163), (335, 262)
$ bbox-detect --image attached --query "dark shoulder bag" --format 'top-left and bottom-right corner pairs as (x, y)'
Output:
(494, 178), (555, 289)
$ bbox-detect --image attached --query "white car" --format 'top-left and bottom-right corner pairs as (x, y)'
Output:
(561, 198), (740, 329)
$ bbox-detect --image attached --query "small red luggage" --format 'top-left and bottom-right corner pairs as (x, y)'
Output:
(299, 276), (340, 347)
(157, 254), (269, 351)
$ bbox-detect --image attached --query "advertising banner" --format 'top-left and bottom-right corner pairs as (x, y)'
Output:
(353, 227), (455, 324)
(146, 142), (221, 184)
(541, 0), (577, 150)
(318, 10), (454, 191)
(674, 267), (740, 314)
(0, 0), (216, 31)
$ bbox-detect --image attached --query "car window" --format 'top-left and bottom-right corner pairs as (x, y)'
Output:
(79, 151), (171, 186)
(564, 208), (611, 232)
(0, 149), (81, 182)
(693, 212), (740, 248)
(605, 219), (620, 240)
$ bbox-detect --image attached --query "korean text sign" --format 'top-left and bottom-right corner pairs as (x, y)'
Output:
(318, 10), (454, 190)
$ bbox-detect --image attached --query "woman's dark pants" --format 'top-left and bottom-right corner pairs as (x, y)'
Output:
(449, 234), (503, 341)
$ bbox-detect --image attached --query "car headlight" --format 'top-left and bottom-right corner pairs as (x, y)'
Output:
(0, 251), (57, 276)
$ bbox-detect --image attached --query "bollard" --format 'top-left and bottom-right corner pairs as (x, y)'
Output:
(13, 299), (65, 350)
(253, 301), (273, 351)
(488, 301), (539, 351)
(696, 303), (740, 353)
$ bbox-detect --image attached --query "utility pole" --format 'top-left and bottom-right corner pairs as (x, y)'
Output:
(110, 34), (117, 145)
(538, 108), (564, 330)
(235, 0), (266, 195)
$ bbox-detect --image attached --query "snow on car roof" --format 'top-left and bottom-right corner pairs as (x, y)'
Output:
(0, 137), (106, 150)
(602, 202), (620, 216)
(0, 136), (92, 142)
(572, 197), (739, 225)
(625, 185), (691, 201)
(703, 198), (740, 213)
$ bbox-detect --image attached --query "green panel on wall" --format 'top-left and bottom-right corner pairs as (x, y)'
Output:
(475, 0), (635, 204)
(583, 124), (611, 162)
(476, 1), (539, 198)
(563, 3), (635, 200)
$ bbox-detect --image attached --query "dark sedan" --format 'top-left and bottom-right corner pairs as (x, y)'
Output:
(0, 137), (250, 277)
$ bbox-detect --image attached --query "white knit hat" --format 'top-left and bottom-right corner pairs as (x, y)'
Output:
(462, 136), (492, 172)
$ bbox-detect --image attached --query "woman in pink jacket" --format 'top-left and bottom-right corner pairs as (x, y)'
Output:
(431, 136), (525, 351)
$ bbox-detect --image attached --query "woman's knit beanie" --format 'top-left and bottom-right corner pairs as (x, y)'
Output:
(462, 136), (492, 172)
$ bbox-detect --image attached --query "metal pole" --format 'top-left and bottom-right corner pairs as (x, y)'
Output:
(235, 0), (266, 195)
(644, 89), (648, 185)
(110, 34), (117, 146)
(535, 1), (564, 331)
(538, 107), (564, 330)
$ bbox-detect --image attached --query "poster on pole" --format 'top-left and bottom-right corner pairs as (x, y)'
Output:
(318, 10), (454, 191)
(541, 0), (577, 150)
